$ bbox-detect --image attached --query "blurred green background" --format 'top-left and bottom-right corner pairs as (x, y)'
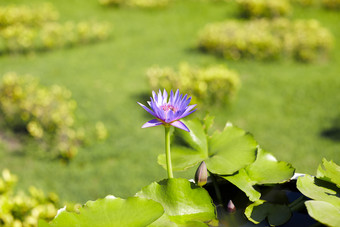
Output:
(0, 0), (339, 204)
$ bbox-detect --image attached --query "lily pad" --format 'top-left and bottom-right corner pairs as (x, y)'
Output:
(297, 174), (340, 207)
(38, 196), (164, 227)
(224, 168), (261, 202)
(297, 160), (340, 226)
(246, 148), (295, 184)
(245, 200), (291, 226)
(305, 200), (340, 227)
(158, 119), (257, 175)
(317, 158), (340, 188)
(136, 178), (216, 226)
(224, 148), (295, 202)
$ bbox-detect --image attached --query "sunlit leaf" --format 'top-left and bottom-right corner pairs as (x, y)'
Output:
(224, 169), (260, 202)
(159, 119), (257, 175)
(224, 148), (294, 202)
(297, 160), (340, 226)
(246, 148), (295, 184)
(38, 196), (164, 227)
(207, 122), (257, 174)
(158, 119), (208, 171)
(297, 175), (340, 207)
(136, 178), (216, 226)
(317, 158), (340, 188)
(305, 200), (340, 227)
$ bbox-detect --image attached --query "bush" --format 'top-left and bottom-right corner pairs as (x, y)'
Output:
(236, 0), (291, 19)
(290, 0), (316, 7)
(197, 18), (333, 62)
(0, 169), (60, 227)
(0, 4), (110, 54)
(99, 0), (171, 8)
(0, 4), (59, 27)
(322, 0), (340, 9)
(147, 63), (240, 105)
(0, 72), (83, 159)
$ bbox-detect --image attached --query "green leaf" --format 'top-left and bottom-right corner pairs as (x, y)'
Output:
(158, 119), (257, 175)
(202, 114), (214, 134)
(158, 119), (208, 171)
(224, 169), (261, 202)
(136, 178), (216, 226)
(305, 200), (340, 227)
(317, 158), (340, 188)
(38, 196), (164, 227)
(224, 148), (294, 202)
(207, 122), (257, 174)
(297, 175), (340, 207)
(245, 200), (291, 226)
(297, 161), (340, 226)
(245, 148), (295, 184)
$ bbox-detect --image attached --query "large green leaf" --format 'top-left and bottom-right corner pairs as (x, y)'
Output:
(224, 148), (295, 202)
(297, 175), (340, 207)
(136, 178), (216, 226)
(224, 168), (261, 202)
(38, 196), (164, 227)
(297, 160), (340, 227)
(305, 200), (340, 227)
(317, 158), (340, 188)
(207, 122), (257, 174)
(245, 148), (295, 184)
(158, 119), (257, 175)
(245, 200), (291, 226)
(158, 119), (208, 171)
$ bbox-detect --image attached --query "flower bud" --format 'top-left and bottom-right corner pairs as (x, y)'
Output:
(227, 200), (236, 213)
(195, 161), (208, 187)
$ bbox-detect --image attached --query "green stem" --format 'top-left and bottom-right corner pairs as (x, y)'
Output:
(289, 195), (306, 212)
(165, 125), (173, 178)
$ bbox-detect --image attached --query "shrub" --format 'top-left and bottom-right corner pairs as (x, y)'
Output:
(0, 72), (83, 159)
(322, 0), (340, 9)
(197, 18), (333, 62)
(0, 21), (110, 54)
(236, 0), (291, 19)
(290, 0), (316, 7)
(0, 169), (60, 227)
(0, 4), (59, 27)
(147, 63), (240, 105)
(0, 4), (110, 55)
(99, 0), (171, 8)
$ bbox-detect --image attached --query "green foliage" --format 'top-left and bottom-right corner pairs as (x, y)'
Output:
(99, 0), (171, 8)
(236, 0), (291, 19)
(198, 18), (333, 62)
(147, 63), (240, 106)
(290, 0), (316, 7)
(0, 169), (60, 227)
(245, 200), (292, 226)
(136, 178), (216, 226)
(322, 0), (340, 9)
(42, 178), (216, 227)
(158, 118), (257, 174)
(224, 148), (295, 201)
(39, 196), (164, 227)
(0, 4), (110, 54)
(0, 4), (59, 27)
(297, 159), (340, 226)
(0, 72), (83, 159)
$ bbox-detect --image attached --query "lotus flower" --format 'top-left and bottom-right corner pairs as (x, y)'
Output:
(138, 89), (196, 132)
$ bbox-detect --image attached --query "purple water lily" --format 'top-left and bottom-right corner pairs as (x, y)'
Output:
(138, 89), (197, 132)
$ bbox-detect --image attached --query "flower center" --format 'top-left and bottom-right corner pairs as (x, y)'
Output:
(161, 104), (178, 113)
